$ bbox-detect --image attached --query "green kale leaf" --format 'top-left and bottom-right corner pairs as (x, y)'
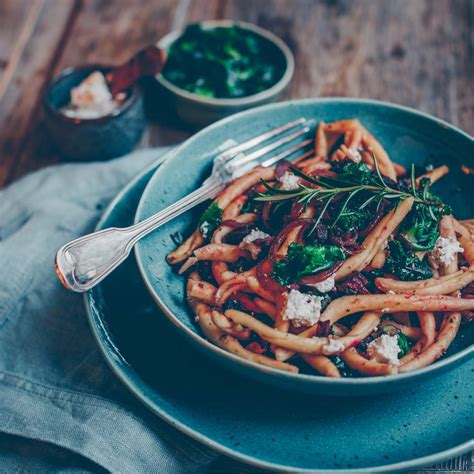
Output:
(272, 242), (346, 286)
(398, 178), (451, 251)
(383, 240), (432, 281)
(338, 161), (376, 185)
(382, 324), (412, 358)
(397, 331), (412, 358)
(198, 202), (223, 239)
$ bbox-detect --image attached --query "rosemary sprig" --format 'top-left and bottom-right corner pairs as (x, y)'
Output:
(254, 157), (444, 228)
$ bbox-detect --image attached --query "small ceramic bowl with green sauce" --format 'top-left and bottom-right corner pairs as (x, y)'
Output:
(155, 20), (295, 127)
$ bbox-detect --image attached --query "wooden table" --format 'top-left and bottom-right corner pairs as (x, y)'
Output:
(0, 0), (472, 472)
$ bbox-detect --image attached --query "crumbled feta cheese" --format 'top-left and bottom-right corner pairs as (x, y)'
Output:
(308, 275), (335, 293)
(62, 71), (120, 119)
(348, 148), (362, 162)
(322, 337), (345, 355)
(242, 229), (270, 244)
(71, 72), (112, 107)
(200, 221), (211, 238)
(429, 236), (464, 269)
(280, 172), (300, 190)
(367, 334), (401, 365)
(283, 289), (322, 328)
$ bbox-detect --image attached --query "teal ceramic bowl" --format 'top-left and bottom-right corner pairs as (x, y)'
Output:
(85, 160), (473, 472)
(135, 98), (474, 396)
(155, 20), (295, 127)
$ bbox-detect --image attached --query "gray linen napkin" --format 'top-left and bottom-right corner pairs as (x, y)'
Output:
(0, 149), (219, 473)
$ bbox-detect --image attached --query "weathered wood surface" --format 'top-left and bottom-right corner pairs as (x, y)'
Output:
(1, 0), (473, 187)
(0, 0), (472, 472)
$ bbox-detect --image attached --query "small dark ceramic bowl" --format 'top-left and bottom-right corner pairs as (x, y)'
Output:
(44, 65), (146, 161)
(155, 20), (295, 127)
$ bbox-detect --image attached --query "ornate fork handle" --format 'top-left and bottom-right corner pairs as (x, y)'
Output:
(55, 177), (223, 292)
(55, 118), (311, 292)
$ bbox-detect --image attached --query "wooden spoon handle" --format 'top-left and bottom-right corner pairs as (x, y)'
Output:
(106, 45), (167, 96)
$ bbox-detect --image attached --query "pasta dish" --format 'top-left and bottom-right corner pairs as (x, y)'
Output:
(167, 119), (474, 377)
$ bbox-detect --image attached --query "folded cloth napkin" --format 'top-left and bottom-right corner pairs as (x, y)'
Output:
(0, 149), (221, 473)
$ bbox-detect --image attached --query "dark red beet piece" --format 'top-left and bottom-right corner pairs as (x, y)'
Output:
(336, 272), (370, 295)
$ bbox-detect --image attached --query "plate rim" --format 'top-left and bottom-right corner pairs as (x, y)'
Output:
(85, 152), (473, 473)
(134, 97), (474, 389)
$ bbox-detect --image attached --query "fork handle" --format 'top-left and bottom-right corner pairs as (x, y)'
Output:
(55, 178), (223, 292)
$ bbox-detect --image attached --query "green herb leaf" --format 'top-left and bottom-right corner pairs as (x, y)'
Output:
(199, 202), (223, 239)
(254, 158), (447, 234)
(272, 242), (346, 286)
(397, 332), (412, 358)
(381, 324), (412, 358)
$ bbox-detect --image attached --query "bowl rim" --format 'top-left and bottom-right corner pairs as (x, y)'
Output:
(85, 146), (474, 473)
(155, 20), (295, 107)
(135, 97), (474, 389)
(43, 64), (140, 124)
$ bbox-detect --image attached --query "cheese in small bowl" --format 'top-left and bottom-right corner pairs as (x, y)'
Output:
(61, 71), (126, 120)
(44, 65), (145, 160)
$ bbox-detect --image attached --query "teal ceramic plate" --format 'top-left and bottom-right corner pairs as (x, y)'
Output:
(135, 98), (474, 396)
(86, 159), (473, 472)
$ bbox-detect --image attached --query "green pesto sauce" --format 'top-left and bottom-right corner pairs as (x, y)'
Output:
(162, 24), (286, 99)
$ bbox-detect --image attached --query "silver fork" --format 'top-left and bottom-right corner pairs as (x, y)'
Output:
(55, 118), (313, 292)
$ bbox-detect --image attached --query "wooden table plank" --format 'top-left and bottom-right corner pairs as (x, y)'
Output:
(0, 0), (78, 186)
(224, 0), (474, 135)
(0, 0), (45, 97)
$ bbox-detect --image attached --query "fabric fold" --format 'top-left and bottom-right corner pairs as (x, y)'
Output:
(0, 148), (218, 473)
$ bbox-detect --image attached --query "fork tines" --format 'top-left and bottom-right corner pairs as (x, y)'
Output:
(218, 118), (314, 170)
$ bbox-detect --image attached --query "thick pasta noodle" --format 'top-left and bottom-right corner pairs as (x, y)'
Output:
(169, 119), (473, 377)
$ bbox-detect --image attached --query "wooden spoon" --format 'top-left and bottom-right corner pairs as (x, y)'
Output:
(106, 45), (167, 96)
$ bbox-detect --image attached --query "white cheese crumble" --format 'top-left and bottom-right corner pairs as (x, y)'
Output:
(348, 148), (362, 162)
(280, 172), (300, 190)
(283, 289), (322, 328)
(308, 275), (335, 293)
(200, 221), (211, 238)
(62, 71), (121, 119)
(429, 236), (464, 269)
(322, 337), (345, 355)
(367, 334), (401, 365)
(242, 229), (270, 244)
